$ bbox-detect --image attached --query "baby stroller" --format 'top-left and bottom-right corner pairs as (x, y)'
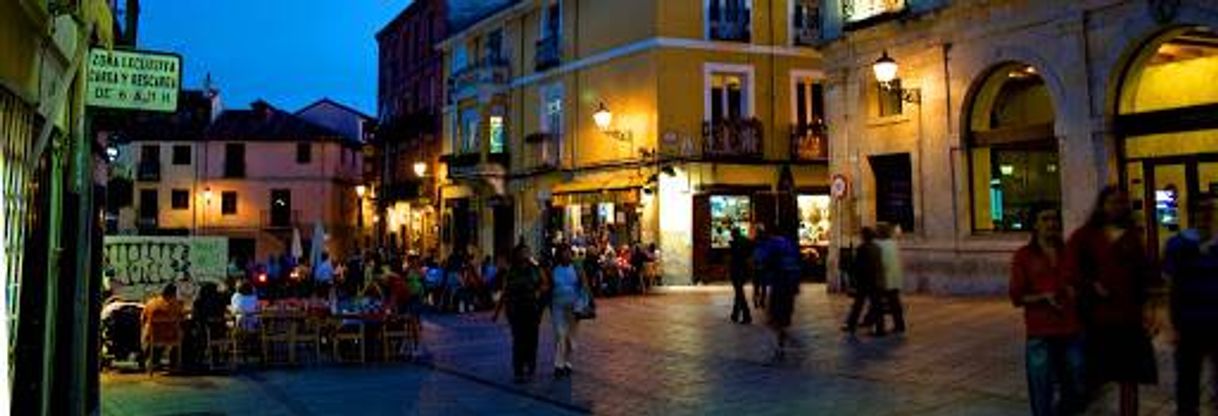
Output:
(101, 300), (145, 371)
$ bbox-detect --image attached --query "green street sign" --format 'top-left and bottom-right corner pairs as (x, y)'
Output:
(86, 48), (182, 112)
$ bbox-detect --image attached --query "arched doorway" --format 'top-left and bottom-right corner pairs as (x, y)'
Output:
(1116, 26), (1218, 254)
(965, 62), (1059, 232)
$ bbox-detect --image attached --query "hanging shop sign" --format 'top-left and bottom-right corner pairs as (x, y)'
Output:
(102, 236), (227, 301)
(86, 48), (182, 112)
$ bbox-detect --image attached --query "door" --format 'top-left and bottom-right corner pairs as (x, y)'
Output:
(870, 154), (915, 233)
(138, 189), (158, 227)
(270, 189), (291, 227)
(1136, 155), (1218, 258)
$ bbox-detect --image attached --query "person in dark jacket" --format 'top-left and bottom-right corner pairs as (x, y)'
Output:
(493, 243), (543, 384)
(1163, 193), (1218, 416)
(842, 227), (883, 335)
(729, 228), (753, 324)
(752, 224), (770, 309)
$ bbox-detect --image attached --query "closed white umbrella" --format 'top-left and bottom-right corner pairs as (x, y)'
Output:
(291, 227), (304, 261)
(310, 221), (325, 269)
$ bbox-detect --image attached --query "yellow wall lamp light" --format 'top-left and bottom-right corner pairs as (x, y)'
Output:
(872, 51), (922, 104)
(592, 102), (633, 142)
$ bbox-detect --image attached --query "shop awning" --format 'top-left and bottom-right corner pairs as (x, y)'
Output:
(551, 177), (641, 206)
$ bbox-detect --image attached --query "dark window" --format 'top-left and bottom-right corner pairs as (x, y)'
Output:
(221, 191), (237, 215)
(224, 143), (245, 177)
(870, 153), (914, 233)
(878, 79), (904, 117)
(139, 189), (158, 220)
(171, 145), (191, 165)
(140, 145), (160, 163)
(297, 142), (312, 164)
(171, 189), (189, 210)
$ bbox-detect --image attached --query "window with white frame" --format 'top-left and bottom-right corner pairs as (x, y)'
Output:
(791, 0), (820, 46)
(708, 72), (748, 122)
(539, 82), (564, 164)
(458, 105), (480, 155)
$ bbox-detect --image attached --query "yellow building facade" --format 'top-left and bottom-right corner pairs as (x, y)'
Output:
(439, 0), (831, 283)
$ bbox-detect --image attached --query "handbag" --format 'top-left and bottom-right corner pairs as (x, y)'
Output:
(573, 286), (596, 320)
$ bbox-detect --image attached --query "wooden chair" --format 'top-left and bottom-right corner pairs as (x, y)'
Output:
(332, 320), (366, 364)
(291, 316), (324, 364)
(260, 312), (297, 365)
(381, 315), (411, 362)
(143, 316), (183, 375)
(203, 320), (236, 371)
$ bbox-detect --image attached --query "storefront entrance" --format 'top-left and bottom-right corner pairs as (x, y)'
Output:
(1127, 156), (1218, 254)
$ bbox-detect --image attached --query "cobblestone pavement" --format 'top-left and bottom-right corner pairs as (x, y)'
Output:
(103, 284), (1201, 415)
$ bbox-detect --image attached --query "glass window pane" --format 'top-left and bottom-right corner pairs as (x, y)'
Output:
(710, 195), (751, 248)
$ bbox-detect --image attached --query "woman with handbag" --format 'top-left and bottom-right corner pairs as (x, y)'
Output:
(1063, 186), (1159, 416)
(546, 245), (591, 378)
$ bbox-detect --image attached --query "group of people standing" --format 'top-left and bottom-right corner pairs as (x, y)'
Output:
(1011, 186), (1218, 416)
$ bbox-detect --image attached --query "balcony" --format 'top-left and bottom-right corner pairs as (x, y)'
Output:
(535, 35), (561, 71)
(525, 133), (560, 171)
(791, 122), (829, 161)
(440, 152), (481, 169)
(136, 160), (161, 181)
(791, 3), (821, 46)
(260, 209), (301, 229)
(708, 9), (751, 42)
(702, 118), (763, 160)
(448, 57), (511, 102)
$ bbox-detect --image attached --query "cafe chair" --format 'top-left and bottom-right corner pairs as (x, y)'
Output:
(143, 316), (183, 375)
(261, 312), (296, 365)
(332, 320), (366, 364)
(381, 315), (411, 362)
(291, 315), (324, 365)
(203, 320), (236, 372)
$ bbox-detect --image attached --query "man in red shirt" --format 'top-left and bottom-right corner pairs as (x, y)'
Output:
(1010, 205), (1086, 416)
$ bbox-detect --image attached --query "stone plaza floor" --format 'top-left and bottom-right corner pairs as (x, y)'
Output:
(102, 284), (1206, 415)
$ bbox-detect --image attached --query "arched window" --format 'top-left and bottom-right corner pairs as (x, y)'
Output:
(967, 63), (1059, 232)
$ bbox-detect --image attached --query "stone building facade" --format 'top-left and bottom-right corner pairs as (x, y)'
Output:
(821, 0), (1218, 293)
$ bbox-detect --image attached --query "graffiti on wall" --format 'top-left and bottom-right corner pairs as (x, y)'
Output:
(103, 236), (227, 301)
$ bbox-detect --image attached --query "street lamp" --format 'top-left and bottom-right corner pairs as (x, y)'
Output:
(355, 184), (366, 230)
(872, 50), (921, 104)
(355, 184), (367, 198)
(592, 102), (631, 141)
(413, 161), (427, 178)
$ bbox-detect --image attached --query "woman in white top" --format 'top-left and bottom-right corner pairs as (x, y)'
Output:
(230, 281), (260, 331)
(547, 246), (587, 377)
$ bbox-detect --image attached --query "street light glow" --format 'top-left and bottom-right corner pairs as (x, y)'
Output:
(355, 185), (367, 198)
(413, 162), (427, 177)
(873, 51), (899, 85)
(593, 102), (613, 131)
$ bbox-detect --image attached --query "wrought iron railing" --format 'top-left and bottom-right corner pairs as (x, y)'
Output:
(708, 8), (751, 42)
(791, 122), (829, 161)
(792, 2), (822, 46)
(136, 160), (160, 181)
(702, 118), (763, 159)
(260, 209), (301, 229)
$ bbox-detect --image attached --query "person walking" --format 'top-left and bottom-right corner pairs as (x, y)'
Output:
(842, 227), (883, 335)
(874, 223), (906, 335)
(546, 246), (588, 378)
(757, 231), (801, 362)
(1063, 186), (1158, 416)
(1011, 205), (1086, 416)
(493, 244), (544, 383)
(729, 228), (753, 324)
(1163, 193), (1218, 416)
(752, 224), (770, 309)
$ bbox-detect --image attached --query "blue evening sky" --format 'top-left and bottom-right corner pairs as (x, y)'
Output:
(139, 0), (411, 116)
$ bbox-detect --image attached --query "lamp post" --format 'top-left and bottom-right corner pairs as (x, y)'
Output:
(872, 51), (921, 104)
(592, 102), (632, 141)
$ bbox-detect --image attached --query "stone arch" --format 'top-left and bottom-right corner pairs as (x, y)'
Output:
(958, 60), (1061, 233)
(958, 46), (1070, 144)
(1101, 5), (1218, 121)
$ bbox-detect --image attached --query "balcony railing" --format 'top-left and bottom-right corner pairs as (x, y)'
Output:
(525, 133), (561, 171)
(535, 35), (561, 71)
(702, 118), (763, 159)
(448, 57), (511, 101)
(792, 3), (822, 46)
(708, 9), (751, 42)
(260, 209), (301, 229)
(136, 160), (161, 181)
(791, 122), (829, 161)
(440, 152), (481, 169)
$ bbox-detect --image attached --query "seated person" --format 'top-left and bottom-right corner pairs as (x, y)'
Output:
(141, 283), (185, 365)
(229, 281), (260, 331)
